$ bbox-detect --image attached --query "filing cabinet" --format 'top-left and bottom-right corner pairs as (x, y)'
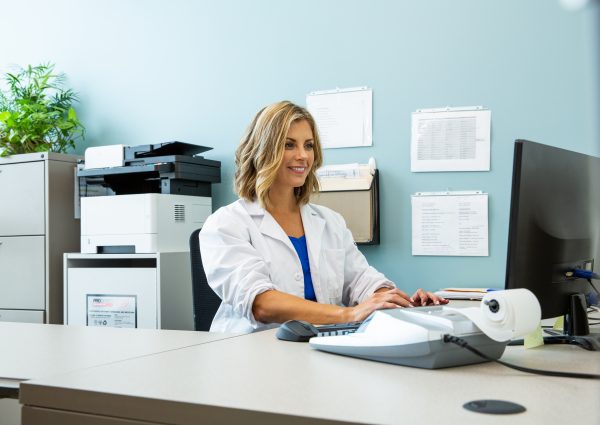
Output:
(0, 152), (80, 324)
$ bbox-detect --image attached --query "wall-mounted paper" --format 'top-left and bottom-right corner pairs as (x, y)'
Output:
(411, 107), (491, 172)
(411, 191), (488, 256)
(307, 87), (372, 149)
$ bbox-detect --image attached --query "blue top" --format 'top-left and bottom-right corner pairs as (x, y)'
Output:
(288, 235), (317, 301)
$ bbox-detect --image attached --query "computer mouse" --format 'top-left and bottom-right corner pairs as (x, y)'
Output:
(276, 320), (319, 342)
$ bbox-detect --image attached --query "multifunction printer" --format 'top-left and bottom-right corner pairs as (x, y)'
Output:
(78, 141), (221, 253)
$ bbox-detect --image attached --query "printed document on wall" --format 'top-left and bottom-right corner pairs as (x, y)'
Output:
(412, 191), (489, 256)
(306, 87), (372, 149)
(411, 107), (491, 172)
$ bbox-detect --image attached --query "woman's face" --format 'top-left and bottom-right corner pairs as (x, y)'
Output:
(273, 119), (315, 191)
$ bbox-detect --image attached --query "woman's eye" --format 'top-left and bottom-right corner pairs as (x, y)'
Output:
(285, 142), (294, 149)
(305, 143), (314, 150)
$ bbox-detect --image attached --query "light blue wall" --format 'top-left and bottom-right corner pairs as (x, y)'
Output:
(2, 0), (598, 293)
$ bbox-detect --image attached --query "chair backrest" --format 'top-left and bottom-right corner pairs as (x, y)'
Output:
(189, 228), (222, 331)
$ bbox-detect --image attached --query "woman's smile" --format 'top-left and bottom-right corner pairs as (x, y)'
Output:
(288, 166), (307, 174)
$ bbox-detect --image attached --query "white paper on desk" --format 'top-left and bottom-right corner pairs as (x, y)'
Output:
(411, 191), (488, 256)
(307, 87), (372, 149)
(411, 107), (491, 172)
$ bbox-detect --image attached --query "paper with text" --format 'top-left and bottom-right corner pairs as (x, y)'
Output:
(411, 108), (491, 172)
(307, 88), (372, 149)
(411, 192), (488, 256)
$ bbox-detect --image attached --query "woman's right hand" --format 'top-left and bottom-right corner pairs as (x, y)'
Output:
(344, 288), (413, 322)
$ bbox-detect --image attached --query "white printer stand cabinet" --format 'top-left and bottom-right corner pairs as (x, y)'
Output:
(64, 252), (194, 330)
(0, 152), (80, 324)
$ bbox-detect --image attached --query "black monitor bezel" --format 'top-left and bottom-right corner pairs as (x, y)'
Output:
(505, 139), (598, 329)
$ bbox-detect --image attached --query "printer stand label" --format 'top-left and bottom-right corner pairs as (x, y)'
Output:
(86, 294), (137, 328)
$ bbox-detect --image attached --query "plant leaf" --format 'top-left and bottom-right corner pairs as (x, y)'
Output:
(0, 62), (85, 154)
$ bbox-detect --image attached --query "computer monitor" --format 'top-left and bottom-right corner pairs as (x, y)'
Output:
(505, 140), (600, 345)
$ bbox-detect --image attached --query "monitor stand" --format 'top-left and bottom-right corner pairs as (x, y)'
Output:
(543, 293), (598, 351)
(564, 293), (590, 335)
(541, 334), (600, 351)
(507, 335), (600, 351)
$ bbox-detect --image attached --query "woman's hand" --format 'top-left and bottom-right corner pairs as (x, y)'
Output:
(253, 287), (448, 326)
(410, 288), (448, 307)
(344, 288), (413, 322)
(344, 287), (449, 322)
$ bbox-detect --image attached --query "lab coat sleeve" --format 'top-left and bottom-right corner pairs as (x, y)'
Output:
(199, 209), (276, 329)
(334, 213), (395, 305)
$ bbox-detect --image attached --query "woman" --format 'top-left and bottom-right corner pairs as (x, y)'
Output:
(200, 101), (447, 333)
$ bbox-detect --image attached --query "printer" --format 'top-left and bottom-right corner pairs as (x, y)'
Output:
(78, 141), (220, 253)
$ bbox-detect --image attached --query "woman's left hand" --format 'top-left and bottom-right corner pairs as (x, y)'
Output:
(410, 288), (448, 306)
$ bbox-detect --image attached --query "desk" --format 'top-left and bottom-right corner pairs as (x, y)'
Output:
(0, 322), (233, 398)
(0, 321), (234, 425)
(19, 327), (600, 425)
(0, 323), (233, 425)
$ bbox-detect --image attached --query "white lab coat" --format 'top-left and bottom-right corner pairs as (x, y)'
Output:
(199, 199), (394, 333)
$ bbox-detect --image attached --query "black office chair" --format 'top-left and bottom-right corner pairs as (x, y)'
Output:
(189, 228), (222, 331)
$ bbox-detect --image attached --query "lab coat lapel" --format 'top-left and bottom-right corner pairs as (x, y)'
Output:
(301, 204), (325, 291)
(246, 200), (294, 249)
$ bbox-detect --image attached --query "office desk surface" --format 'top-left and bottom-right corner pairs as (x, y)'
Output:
(20, 328), (600, 425)
(0, 322), (232, 393)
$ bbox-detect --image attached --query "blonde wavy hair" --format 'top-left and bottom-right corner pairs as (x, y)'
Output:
(235, 101), (323, 209)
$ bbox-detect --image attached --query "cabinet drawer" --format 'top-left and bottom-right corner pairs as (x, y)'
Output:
(0, 236), (45, 309)
(0, 309), (45, 323)
(0, 161), (45, 236)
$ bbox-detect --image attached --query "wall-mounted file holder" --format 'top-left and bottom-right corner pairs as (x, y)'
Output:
(312, 165), (380, 245)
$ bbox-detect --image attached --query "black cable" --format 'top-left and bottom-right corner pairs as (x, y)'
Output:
(443, 335), (600, 380)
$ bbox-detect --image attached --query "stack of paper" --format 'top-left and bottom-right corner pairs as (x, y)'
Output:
(434, 288), (502, 300)
(316, 163), (374, 191)
(84, 145), (125, 169)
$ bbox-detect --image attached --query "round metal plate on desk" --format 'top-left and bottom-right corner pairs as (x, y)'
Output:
(463, 399), (526, 414)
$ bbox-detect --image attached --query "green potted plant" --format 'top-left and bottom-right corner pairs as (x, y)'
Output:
(0, 63), (85, 157)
